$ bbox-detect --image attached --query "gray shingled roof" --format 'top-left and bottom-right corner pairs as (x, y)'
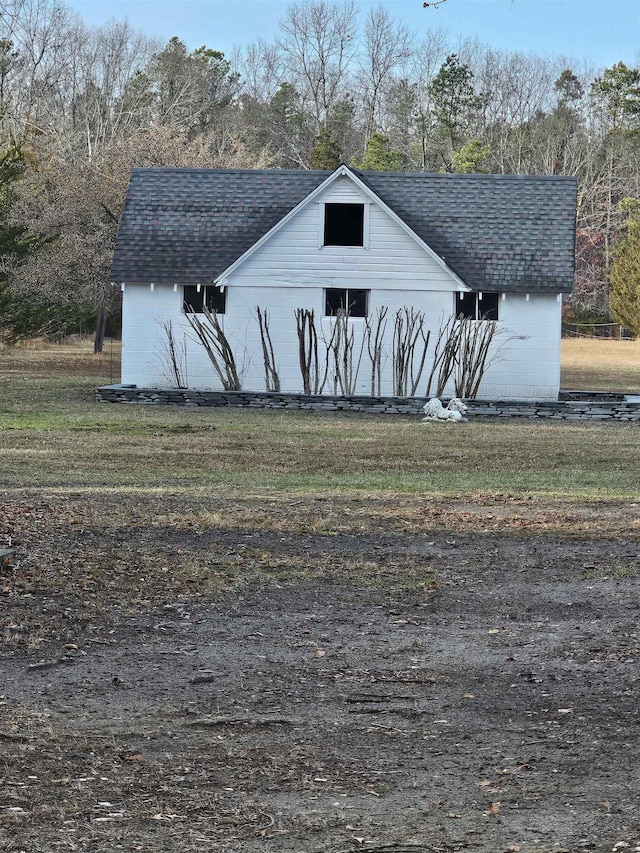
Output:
(110, 167), (576, 293)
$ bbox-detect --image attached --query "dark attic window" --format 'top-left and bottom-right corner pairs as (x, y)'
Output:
(324, 203), (364, 247)
(183, 285), (226, 314)
(325, 288), (369, 317)
(455, 292), (499, 321)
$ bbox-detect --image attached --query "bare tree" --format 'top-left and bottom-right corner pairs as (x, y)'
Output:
(425, 313), (511, 400)
(277, 1), (357, 132)
(241, 38), (285, 103)
(452, 316), (504, 398)
(410, 28), (449, 169)
(357, 5), (412, 143)
(0, 0), (78, 143)
(11, 121), (270, 351)
(425, 313), (460, 397)
(63, 21), (159, 162)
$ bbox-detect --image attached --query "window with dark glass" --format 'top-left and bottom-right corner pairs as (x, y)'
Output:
(323, 203), (365, 247)
(183, 285), (226, 314)
(455, 292), (499, 321)
(325, 288), (369, 317)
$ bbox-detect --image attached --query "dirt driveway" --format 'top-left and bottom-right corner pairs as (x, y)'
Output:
(1, 491), (639, 852)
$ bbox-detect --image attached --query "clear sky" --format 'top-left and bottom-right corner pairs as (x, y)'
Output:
(67, 0), (639, 70)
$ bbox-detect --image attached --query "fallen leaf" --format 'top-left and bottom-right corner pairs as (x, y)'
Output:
(120, 752), (144, 763)
(488, 801), (501, 816)
(311, 648), (325, 657)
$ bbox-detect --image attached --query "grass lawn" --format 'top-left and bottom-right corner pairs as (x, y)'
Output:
(561, 336), (640, 392)
(0, 338), (638, 499)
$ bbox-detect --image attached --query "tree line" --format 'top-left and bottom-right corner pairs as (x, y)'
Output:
(0, 0), (638, 350)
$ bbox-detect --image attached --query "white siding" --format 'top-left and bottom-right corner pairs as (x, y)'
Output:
(121, 283), (177, 386)
(479, 293), (562, 400)
(122, 283), (563, 401)
(227, 175), (462, 290)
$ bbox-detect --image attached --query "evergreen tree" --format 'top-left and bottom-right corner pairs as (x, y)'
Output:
(0, 147), (43, 338)
(0, 150), (31, 259)
(451, 139), (490, 173)
(590, 63), (640, 271)
(430, 54), (486, 151)
(591, 62), (640, 130)
(352, 132), (404, 171)
(147, 38), (240, 133)
(610, 201), (640, 335)
(309, 128), (342, 170)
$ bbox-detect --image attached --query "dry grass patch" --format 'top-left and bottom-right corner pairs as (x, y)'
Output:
(561, 336), (640, 392)
(0, 337), (120, 380)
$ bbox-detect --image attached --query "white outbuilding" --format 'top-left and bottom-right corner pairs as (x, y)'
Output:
(110, 164), (576, 401)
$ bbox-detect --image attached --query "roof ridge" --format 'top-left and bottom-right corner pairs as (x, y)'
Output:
(129, 166), (575, 183)
(130, 167), (333, 176)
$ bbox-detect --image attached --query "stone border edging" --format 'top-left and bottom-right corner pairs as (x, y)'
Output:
(96, 385), (640, 422)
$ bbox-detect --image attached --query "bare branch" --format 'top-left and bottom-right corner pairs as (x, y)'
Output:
(256, 306), (281, 392)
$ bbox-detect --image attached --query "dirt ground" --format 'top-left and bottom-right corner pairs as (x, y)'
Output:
(1, 490), (639, 853)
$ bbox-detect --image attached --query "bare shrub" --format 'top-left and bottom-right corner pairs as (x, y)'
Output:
(155, 319), (188, 388)
(426, 314), (459, 398)
(256, 306), (281, 392)
(392, 307), (430, 396)
(365, 306), (388, 396)
(426, 314), (515, 399)
(294, 308), (320, 394)
(183, 306), (242, 391)
(453, 316), (503, 399)
(321, 308), (366, 395)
